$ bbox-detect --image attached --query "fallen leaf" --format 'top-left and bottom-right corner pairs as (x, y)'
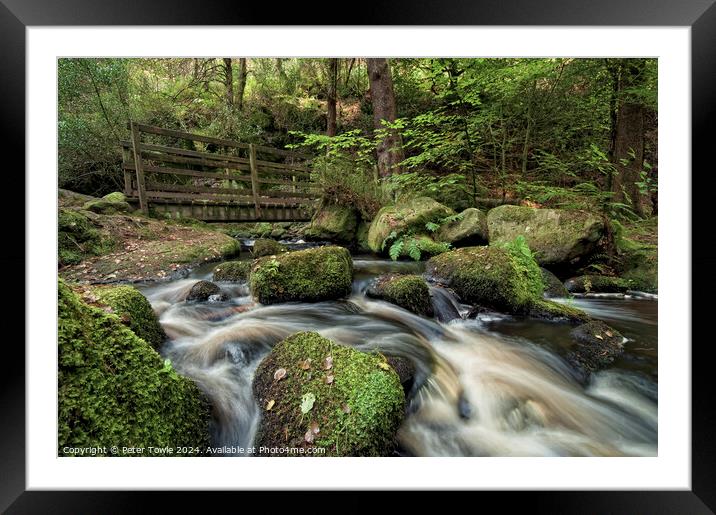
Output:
(299, 358), (312, 370)
(310, 420), (320, 435)
(304, 429), (314, 443)
(341, 403), (351, 414)
(595, 334), (604, 340)
(274, 368), (287, 381)
(605, 330), (613, 337)
(323, 356), (333, 370)
(266, 399), (275, 411)
(325, 374), (334, 385)
(300, 393), (316, 414)
(377, 362), (391, 371)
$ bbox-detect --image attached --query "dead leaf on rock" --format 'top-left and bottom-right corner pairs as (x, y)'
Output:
(595, 334), (604, 340)
(273, 368), (287, 381)
(310, 420), (320, 435)
(266, 399), (275, 411)
(304, 429), (314, 443)
(323, 356), (333, 370)
(299, 358), (312, 370)
(341, 403), (351, 414)
(377, 362), (391, 371)
(325, 374), (334, 385)
(605, 330), (613, 337)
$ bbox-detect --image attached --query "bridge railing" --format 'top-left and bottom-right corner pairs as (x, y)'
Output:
(121, 122), (317, 221)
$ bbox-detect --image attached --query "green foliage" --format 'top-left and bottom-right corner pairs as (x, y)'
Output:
(252, 331), (405, 456)
(58, 279), (210, 455)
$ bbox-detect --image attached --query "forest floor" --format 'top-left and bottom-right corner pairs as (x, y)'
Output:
(59, 192), (240, 284)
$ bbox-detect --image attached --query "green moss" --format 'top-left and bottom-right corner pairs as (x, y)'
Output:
(394, 235), (451, 261)
(540, 267), (571, 298)
(355, 221), (371, 253)
(528, 299), (590, 323)
(369, 274), (433, 317)
(58, 279), (210, 455)
(487, 205), (604, 266)
(102, 192), (127, 203)
(89, 285), (166, 349)
(252, 332), (405, 456)
(58, 209), (115, 266)
(426, 237), (544, 314)
(250, 246), (353, 304)
(252, 238), (287, 257)
(304, 204), (358, 243)
(437, 207), (489, 246)
(213, 260), (252, 282)
(564, 275), (630, 294)
(82, 192), (131, 214)
(367, 197), (454, 253)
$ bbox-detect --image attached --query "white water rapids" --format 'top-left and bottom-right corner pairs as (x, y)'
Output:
(138, 257), (657, 457)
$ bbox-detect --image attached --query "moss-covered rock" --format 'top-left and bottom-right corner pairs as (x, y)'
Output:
(58, 279), (210, 455)
(213, 260), (252, 282)
(436, 208), (488, 247)
(567, 320), (625, 375)
(426, 239), (544, 314)
(88, 285), (166, 349)
(58, 208), (115, 266)
(564, 275), (629, 294)
(186, 280), (227, 302)
(487, 205), (604, 266)
(250, 246), (353, 304)
(355, 221), (371, 254)
(541, 267), (571, 298)
(82, 192), (132, 214)
(527, 299), (591, 323)
(252, 332), (405, 456)
(252, 238), (287, 257)
(620, 246), (658, 293)
(391, 235), (451, 261)
(366, 274), (434, 317)
(367, 197), (454, 254)
(304, 204), (358, 243)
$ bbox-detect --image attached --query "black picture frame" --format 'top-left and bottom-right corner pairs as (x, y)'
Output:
(3, 0), (713, 512)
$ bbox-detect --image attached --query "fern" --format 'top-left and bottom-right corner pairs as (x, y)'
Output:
(389, 238), (405, 261)
(382, 230), (398, 251)
(407, 239), (422, 261)
(425, 221), (439, 233)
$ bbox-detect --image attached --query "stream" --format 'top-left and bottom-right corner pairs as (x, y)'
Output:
(138, 254), (658, 457)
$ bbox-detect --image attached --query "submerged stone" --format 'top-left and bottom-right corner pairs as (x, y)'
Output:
(567, 320), (625, 375)
(187, 280), (227, 302)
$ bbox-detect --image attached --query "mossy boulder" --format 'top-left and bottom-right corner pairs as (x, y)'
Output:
(304, 204), (359, 244)
(252, 238), (287, 257)
(58, 280), (210, 455)
(367, 197), (454, 254)
(88, 285), (165, 349)
(186, 280), (228, 302)
(564, 275), (629, 294)
(567, 320), (625, 375)
(366, 274), (434, 317)
(436, 208), (488, 247)
(426, 241), (544, 314)
(487, 205), (604, 266)
(620, 247), (658, 293)
(58, 208), (114, 266)
(252, 332), (405, 456)
(82, 192), (132, 214)
(213, 260), (252, 282)
(541, 267), (571, 298)
(250, 246), (353, 304)
(355, 221), (371, 253)
(390, 235), (451, 261)
(527, 299), (591, 324)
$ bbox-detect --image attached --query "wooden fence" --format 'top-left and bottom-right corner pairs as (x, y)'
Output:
(121, 122), (318, 221)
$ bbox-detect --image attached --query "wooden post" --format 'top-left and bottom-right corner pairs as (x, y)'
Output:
(248, 143), (261, 219)
(121, 147), (132, 196)
(130, 122), (149, 215)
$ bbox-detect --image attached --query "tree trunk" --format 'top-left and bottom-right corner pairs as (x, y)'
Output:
(327, 58), (338, 136)
(612, 60), (651, 216)
(223, 58), (233, 107)
(366, 58), (405, 177)
(235, 58), (247, 110)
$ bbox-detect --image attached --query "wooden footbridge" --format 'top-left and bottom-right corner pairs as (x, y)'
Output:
(121, 122), (318, 222)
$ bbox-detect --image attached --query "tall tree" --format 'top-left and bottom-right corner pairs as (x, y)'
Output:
(223, 58), (233, 107)
(327, 58), (338, 136)
(366, 58), (405, 177)
(612, 59), (651, 216)
(235, 58), (248, 110)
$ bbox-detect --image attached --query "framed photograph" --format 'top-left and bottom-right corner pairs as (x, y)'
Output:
(5, 0), (713, 511)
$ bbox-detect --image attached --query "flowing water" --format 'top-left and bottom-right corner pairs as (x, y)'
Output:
(139, 256), (658, 457)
